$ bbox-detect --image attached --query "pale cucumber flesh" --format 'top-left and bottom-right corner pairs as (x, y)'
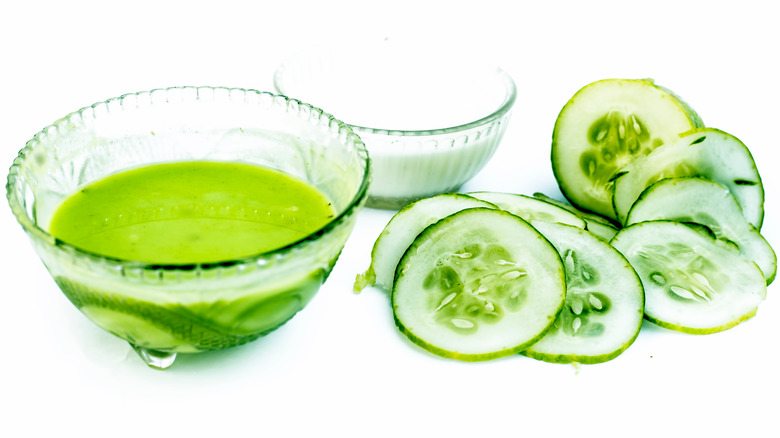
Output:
(523, 222), (644, 364)
(468, 191), (586, 229)
(392, 208), (566, 361)
(354, 193), (496, 292)
(533, 192), (619, 242)
(626, 177), (775, 284)
(612, 128), (764, 228)
(610, 221), (766, 334)
(552, 78), (702, 219)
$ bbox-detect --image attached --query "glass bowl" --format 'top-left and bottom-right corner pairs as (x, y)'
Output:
(274, 40), (517, 209)
(6, 87), (371, 369)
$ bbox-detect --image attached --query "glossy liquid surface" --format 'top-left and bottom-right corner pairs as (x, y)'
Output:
(49, 161), (336, 264)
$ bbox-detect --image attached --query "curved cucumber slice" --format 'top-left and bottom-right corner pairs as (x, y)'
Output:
(354, 193), (496, 292)
(552, 78), (703, 220)
(523, 222), (644, 364)
(626, 177), (776, 284)
(533, 192), (619, 242)
(612, 128), (764, 228)
(468, 191), (586, 229)
(611, 221), (767, 334)
(392, 208), (566, 361)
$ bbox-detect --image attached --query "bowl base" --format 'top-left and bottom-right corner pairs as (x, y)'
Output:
(131, 344), (178, 370)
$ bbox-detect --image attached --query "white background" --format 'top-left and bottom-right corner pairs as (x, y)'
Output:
(1, 1), (777, 436)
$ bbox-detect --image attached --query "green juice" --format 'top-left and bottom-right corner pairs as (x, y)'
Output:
(50, 161), (336, 264)
(47, 161), (339, 355)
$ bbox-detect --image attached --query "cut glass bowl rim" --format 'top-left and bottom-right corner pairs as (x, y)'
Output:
(6, 86), (372, 273)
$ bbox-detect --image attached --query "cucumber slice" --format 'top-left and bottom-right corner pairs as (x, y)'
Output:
(610, 221), (767, 334)
(392, 208), (566, 361)
(552, 78), (703, 220)
(468, 191), (586, 229)
(532, 192), (619, 242)
(354, 193), (496, 292)
(522, 222), (644, 364)
(626, 177), (776, 284)
(612, 128), (764, 228)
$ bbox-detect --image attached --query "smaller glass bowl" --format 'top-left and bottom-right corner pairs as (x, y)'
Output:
(6, 87), (370, 369)
(274, 41), (517, 209)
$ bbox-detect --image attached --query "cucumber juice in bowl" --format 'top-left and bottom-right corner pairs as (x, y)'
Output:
(274, 40), (517, 209)
(6, 87), (370, 369)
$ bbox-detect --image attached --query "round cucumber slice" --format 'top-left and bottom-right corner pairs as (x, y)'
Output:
(392, 208), (566, 361)
(612, 128), (764, 228)
(533, 192), (619, 242)
(522, 222), (644, 364)
(354, 193), (496, 292)
(611, 221), (767, 334)
(468, 191), (586, 228)
(626, 177), (776, 284)
(552, 78), (703, 220)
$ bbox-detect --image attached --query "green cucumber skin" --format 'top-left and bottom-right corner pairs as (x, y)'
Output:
(643, 309), (759, 335)
(394, 315), (554, 362)
(521, 335), (639, 365)
(391, 208), (566, 362)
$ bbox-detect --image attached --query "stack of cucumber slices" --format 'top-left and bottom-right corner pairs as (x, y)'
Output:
(355, 78), (774, 365)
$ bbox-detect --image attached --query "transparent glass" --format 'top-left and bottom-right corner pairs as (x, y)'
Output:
(274, 41), (517, 209)
(6, 87), (371, 369)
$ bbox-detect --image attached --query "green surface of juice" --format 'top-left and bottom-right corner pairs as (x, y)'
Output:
(47, 161), (339, 355)
(50, 161), (336, 264)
